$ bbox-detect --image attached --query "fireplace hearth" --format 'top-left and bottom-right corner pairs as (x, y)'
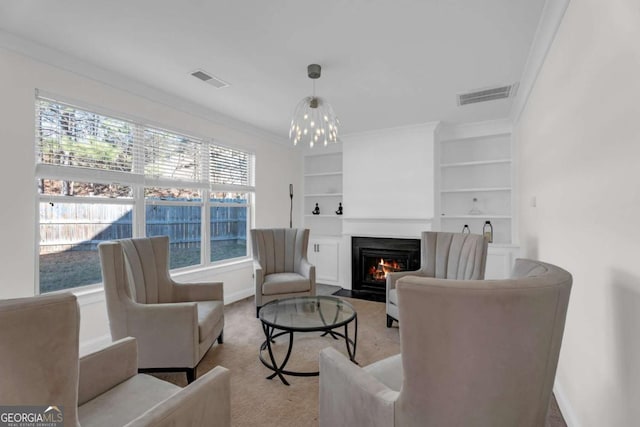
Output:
(351, 236), (421, 298)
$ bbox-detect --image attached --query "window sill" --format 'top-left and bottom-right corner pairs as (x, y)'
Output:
(172, 257), (253, 277)
(71, 284), (105, 305)
(61, 258), (253, 307)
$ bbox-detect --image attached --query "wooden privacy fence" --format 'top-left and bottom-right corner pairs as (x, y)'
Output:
(39, 202), (247, 253)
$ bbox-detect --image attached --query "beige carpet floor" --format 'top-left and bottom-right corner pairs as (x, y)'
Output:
(154, 295), (566, 427)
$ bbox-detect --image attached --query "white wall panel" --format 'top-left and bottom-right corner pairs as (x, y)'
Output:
(515, 0), (640, 424)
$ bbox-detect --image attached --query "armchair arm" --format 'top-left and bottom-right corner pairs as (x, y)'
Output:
(298, 258), (316, 296)
(297, 258), (316, 283)
(124, 302), (199, 368)
(172, 281), (224, 302)
(319, 347), (397, 427)
(78, 337), (138, 406)
(253, 261), (264, 301)
(386, 268), (427, 291)
(125, 366), (231, 427)
(253, 261), (264, 284)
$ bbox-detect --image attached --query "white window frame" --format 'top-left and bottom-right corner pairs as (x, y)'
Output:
(35, 92), (254, 294)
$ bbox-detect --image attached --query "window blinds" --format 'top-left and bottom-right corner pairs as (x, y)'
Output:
(210, 145), (254, 191)
(35, 96), (254, 191)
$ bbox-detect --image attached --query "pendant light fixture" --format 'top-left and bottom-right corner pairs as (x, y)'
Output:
(289, 64), (339, 148)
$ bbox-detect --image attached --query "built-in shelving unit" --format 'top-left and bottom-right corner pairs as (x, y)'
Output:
(434, 125), (519, 279)
(436, 132), (514, 245)
(440, 159), (511, 168)
(303, 152), (343, 237)
(303, 151), (344, 286)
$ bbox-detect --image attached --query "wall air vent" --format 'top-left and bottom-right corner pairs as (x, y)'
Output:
(457, 83), (518, 106)
(190, 69), (230, 89)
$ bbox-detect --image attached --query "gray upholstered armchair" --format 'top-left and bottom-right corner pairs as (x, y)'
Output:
(251, 228), (316, 317)
(320, 258), (572, 427)
(0, 293), (231, 427)
(99, 236), (224, 383)
(386, 231), (488, 327)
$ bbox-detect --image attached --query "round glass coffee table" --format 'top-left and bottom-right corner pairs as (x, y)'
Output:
(258, 295), (358, 385)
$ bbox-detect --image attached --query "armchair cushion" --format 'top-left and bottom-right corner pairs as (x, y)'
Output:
(78, 374), (180, 427)
(363, 354), (403, 392)
(262, 272), (311, 295)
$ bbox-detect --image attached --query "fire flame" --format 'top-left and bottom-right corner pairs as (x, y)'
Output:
(368, 258), (401, 281)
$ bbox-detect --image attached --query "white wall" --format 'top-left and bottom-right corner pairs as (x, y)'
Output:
(0, 44), (302, 345)
(515, 0), (640, 425)
(342, 123), (437, 221)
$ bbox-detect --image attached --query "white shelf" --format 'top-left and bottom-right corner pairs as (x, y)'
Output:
(304, 172), (342, 177)
(439, 132), (511, 143)
(304, 193), (343, 197)
(441, 214), (512, 219)
(488, 243), (520, 249)
(440, 187), (511, 193)
(440, 159), (511, 168)
(309, 233), (343, 238)
(304, 214), (343, 218)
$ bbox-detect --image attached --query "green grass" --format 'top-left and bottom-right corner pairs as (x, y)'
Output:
(39, 240), (247, 293)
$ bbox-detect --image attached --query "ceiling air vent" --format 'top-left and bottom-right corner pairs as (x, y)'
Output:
(190, 69), (230, 89)
(457, 83), (518, 106)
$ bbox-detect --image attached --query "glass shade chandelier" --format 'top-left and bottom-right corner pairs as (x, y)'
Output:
(289, 64), (339, 148)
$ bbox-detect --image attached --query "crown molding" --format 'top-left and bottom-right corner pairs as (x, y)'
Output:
(341, 121), (441, 141)
(436, 118), (513, 141)
(510, 0), (571, 124)
(0, 30), (290, 148)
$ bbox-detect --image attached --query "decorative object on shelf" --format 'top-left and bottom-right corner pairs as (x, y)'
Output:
(469, 197), (482, 215)
(289, 64), (339, 148)
(483, 220), (494, 243)
(462, 224), (470, 234)
(289, 184), (294, 228)
(335, 202), (343, 215)
(312, 203), (320, 215)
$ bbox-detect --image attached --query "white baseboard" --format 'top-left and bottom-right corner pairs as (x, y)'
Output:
(554, 379), (581, 427)
(224, 288), (253, 305)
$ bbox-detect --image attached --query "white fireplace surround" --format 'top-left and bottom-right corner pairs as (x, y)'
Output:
(341, 123), (437, 225)
(341, 122), (436, 237)
(335, 124), (438, 288)
(342, 217), (432, 239)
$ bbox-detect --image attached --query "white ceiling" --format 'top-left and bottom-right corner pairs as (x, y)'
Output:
(0, 0), (546, 140)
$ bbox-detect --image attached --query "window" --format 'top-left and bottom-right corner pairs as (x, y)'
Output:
(210, 192), (249, 262)
(36, 94), (254, 293)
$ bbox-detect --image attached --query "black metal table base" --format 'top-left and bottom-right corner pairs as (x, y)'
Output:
(259, 317), (358, 386)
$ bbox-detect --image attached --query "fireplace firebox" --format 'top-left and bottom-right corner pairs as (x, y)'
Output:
(351, 236), (421, 298)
